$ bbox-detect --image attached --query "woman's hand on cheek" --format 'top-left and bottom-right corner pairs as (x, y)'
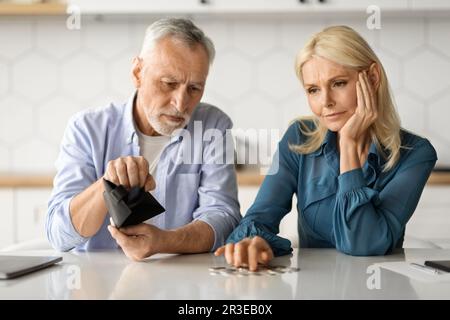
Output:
(339, 71), (378, 144)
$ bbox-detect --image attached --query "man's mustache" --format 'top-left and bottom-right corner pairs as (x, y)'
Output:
(160, 110), (189, 121)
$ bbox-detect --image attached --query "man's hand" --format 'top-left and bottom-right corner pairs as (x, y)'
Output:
(108, 221), (162, 261)
(214, 236), (274, 271)
(104, 156), (155, 191)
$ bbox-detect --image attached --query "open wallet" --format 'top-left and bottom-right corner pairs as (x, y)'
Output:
(103, 179), (165, 228)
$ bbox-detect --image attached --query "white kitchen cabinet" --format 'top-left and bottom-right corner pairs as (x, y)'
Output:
(405, 185), (450, 243)
(68, 0), (200, 14)
(0, 190), (15, 248)
(307, 0), (408, 11)
(15, 188), (52, 244)
(68, 0), (439, 15)
(410, 0), (450, 10)
(0, 187), (51, 250)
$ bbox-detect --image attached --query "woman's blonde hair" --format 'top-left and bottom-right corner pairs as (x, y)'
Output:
(292, 25), (402, 172)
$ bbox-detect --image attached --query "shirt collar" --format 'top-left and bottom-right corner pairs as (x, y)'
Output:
(311, 129), (336, 157)
(367, 140), (388, 169)
(124, 91), (184, 145)
(124, 92), (138, 145)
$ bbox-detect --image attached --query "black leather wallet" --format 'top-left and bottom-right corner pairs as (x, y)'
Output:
(103, 179), (165, 228)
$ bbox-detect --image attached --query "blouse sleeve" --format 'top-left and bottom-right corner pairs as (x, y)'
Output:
(226, 123), (302, 256)
(333, 139), (438, 256)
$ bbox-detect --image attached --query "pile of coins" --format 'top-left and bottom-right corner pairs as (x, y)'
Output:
(209, 265), (300, 277)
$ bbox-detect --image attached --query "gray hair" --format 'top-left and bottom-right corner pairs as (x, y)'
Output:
(140, 18), (215, 65)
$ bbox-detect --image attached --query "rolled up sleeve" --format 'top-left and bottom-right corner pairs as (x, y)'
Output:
(46, 116), (95, 251)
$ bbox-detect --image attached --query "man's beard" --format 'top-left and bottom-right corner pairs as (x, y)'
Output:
(147, 111), (190, 136)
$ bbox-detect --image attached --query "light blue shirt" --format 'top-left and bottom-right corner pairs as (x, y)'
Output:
(46, 94), (241, 252)
(227, 120), (438, 256)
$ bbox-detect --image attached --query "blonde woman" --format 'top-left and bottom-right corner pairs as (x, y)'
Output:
(216, 26), (437, 270)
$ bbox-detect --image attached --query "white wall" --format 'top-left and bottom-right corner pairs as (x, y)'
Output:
(0, 14), (450, 172)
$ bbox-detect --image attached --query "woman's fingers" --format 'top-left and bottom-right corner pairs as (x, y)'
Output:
(233, 241), (246, 267)
(248, 242), (259, 271)
(259, 249), (273, 264)
(356, 79), (364, 114)
(359, 72), (371, 112)
(361, 71), (378, 123)
(224, 243), (235, 266)
(234, 240), (250, 267)
(214, 245), (225, 256)
(249, 237), (272, 271)
(217, 237), (273, 271)
(365, 71), (377, 109)
(365, 71), (378, 119)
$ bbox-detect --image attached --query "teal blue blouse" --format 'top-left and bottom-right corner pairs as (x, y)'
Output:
(227, 121), (438, 256)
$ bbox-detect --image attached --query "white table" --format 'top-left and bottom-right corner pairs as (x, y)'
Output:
(1, 248), (450, 299)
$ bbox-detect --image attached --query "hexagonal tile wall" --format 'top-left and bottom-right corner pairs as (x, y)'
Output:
(281, 94), (312, 132)
(0, 15), (449, 172)
(83, 20), (132, 60)
(256, 51), (301, 101)
(0, 20), (33, 60)
(232, 94), (281, 131)
(373, 49), (402, 91)
(280, 20), (325, 55)
(11, 138), (58, 173)
(0, 144), (10, 171)
(109, 52), (137, 99)
(12, 52), (59, 102)
(195, 19), (233, 53)
(379, 19), (425, 57)
(395, 92), (426, 136)
(429, 93), (450, 144)
(404, 50), (450, 100)
(428, 19), (450, 59)
(0, 61), (8, 98)
(37, 96), (86, 145)
(207, 51), (254, 101)
(0, 96), (34, 146)
(36, 18), (82, 60)
(201, 90), (235, 121)
(231, 21), (279, 58)
(61, 52), (107, 102)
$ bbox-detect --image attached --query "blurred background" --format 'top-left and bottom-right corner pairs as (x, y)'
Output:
(0, 0), (449, 251)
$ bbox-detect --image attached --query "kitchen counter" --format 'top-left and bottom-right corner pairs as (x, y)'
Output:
(1, 170), (450, 187)
(1, 248), (450, 299)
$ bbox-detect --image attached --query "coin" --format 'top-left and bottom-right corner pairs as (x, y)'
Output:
(209, 266), (226, 271)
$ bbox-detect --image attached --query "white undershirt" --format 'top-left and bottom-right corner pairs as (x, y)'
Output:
(136, 129), (170, 176)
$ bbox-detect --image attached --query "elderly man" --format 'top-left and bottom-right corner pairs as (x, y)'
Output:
(46, 18), (241, 260)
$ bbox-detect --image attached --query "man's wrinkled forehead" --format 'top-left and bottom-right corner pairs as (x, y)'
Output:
(142, 37), (209, 81)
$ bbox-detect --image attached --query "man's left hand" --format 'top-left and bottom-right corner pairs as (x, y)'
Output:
(108, 221), (162, 261)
